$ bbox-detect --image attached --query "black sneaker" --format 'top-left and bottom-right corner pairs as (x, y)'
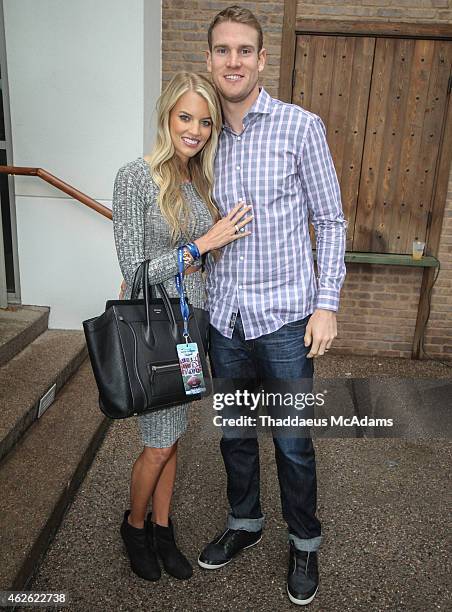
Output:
(287, 543), (319, 605)
(120, 510), (161, 581)
(198, 528), (262, 569)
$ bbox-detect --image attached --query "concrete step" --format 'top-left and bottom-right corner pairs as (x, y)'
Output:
(0, 306), (49, 368)
(0, 330), (88, 464)
(0, 358), (110, 591)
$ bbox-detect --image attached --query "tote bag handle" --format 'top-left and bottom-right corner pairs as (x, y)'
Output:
(131, 261), (179, 344)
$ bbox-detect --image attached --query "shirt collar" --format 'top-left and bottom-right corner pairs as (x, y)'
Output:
(245, 87), (273, 119)
(222, 87), (273, 131)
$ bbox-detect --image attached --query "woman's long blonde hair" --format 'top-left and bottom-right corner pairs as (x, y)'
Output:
(147, 72), (222, 244)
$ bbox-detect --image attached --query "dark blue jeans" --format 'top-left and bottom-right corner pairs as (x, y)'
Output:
(209, 314), (322, 552)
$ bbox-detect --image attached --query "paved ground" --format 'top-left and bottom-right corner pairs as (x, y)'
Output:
(28, 355), (451, 612)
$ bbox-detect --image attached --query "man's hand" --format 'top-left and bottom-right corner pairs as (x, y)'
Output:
(304, 309), (337, 358)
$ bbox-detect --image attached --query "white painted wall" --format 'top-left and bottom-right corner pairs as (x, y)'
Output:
(3, 0), (161, 328)
(15, 196), (116, 329)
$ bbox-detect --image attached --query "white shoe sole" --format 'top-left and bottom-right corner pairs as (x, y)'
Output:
(287, 584), (319, 606)
(197, 535), (262, 570)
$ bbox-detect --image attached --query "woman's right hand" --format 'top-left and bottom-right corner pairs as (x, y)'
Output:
(194, 203), (253, 255)
(185, 265), (201, 275)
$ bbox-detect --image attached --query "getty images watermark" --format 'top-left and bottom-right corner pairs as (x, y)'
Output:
(212, 389), (394, 429)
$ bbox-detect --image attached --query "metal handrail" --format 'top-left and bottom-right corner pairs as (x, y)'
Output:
(0, 165), (112, 220)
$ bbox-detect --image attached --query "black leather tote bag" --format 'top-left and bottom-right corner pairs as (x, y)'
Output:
(82, 261), (211, 419)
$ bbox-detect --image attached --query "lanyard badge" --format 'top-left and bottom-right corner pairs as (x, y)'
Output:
(175, 246), (206, 395)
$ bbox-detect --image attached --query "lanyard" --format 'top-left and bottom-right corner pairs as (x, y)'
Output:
(175, 243), (201, 341)
(175, 247), (190, 341)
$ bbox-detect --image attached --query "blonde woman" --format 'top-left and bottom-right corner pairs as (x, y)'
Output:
(112, 72), (252, 582)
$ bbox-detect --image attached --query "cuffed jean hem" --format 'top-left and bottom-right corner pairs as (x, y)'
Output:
(289, 533), (322, 552)
(227, 512), (264, 532)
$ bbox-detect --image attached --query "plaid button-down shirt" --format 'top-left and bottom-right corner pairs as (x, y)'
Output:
(205, 88), (347, 340)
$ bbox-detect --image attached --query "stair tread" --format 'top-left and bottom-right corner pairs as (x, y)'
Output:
(0, 306), (48, 344)
(0, 306), (49, 368)
(0, 330), (87, 443)
(0, 359), (106, 589)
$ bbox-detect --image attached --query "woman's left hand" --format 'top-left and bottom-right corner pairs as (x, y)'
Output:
(185, 265), (201, 275)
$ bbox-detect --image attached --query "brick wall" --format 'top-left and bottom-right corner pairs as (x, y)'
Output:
(424, 173), (452, 359)
(162, 0), (452, 360)
(162, 0), (284, 95)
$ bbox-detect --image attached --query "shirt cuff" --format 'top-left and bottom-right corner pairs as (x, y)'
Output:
(315, 288), (340, 312)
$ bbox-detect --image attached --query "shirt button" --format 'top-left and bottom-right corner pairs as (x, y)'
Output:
(239, 285), (243, 289)
(237, 136), (241, 141)
(236, 165), (240, 170)
(240, 256), (244, 261)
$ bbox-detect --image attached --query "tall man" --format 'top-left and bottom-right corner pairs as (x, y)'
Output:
(196, 5), (346, 606)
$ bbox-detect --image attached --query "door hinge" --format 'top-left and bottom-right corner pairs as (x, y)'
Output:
(448, 75), (452, 95)
(426, 210), (433, 229)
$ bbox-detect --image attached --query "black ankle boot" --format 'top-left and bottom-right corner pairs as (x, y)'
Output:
(149, 516), (193, 580)
(120, 510), (161, 581)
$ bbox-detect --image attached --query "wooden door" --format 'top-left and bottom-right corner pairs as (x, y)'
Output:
(293, 35), (375, 250)
(354, 38), (452, 253)
(292, 34), (452, 254)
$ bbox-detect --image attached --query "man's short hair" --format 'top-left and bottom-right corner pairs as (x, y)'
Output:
(208, 5), (263, 53)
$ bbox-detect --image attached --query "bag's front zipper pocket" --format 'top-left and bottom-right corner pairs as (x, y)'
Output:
(147, 361), (185, 400)
(150, 362), (181, 379)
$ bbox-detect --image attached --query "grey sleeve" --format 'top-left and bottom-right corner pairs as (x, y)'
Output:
(112, 165), (182, 289)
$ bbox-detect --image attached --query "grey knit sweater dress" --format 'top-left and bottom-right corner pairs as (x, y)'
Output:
(112, 157), (213, 448)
